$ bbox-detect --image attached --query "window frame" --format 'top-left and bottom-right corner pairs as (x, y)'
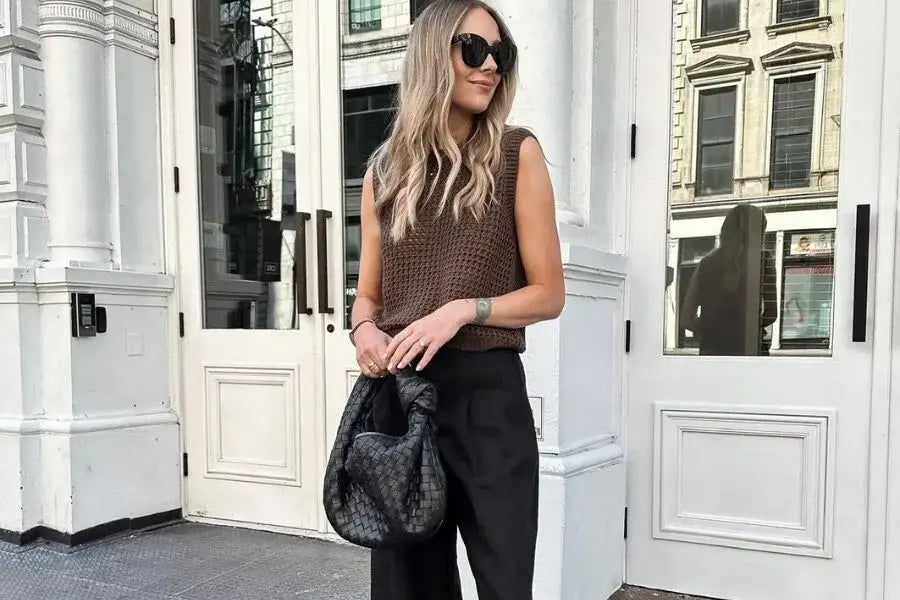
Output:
(689, 75), (746, 199)
(763, 64), (826, 192)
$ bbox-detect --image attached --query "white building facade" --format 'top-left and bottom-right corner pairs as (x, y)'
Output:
(1, 1), (899, 600)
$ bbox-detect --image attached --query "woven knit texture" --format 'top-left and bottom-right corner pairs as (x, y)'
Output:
(376, 126), (534, 353)
(323, 372), (447, 549)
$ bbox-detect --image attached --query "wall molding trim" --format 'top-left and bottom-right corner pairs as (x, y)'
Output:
(0, 408), (178, 435)
(540, 438), (624, 478)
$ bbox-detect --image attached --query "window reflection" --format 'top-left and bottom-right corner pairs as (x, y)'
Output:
(663, 0), (843, 356)
(196, 0), (295, 329)
(340, 2), (403, 329)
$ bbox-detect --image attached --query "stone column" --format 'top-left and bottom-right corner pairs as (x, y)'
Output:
(39, 0), (112, 266)
(0, 0), (47, 540)
(491, 0), (583, 226)
(456, 2), (630, 598)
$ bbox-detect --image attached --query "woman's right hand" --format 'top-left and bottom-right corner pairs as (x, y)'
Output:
(354, 322), (392, 378)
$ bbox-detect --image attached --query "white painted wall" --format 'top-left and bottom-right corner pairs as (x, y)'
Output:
(0, 0), (179, 539)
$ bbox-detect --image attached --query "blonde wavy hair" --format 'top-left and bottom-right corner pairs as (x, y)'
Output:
(370, 0), (518, 242)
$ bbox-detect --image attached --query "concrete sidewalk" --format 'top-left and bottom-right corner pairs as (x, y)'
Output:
(0, 520), (709, 600)
(0, 521), (368, 600)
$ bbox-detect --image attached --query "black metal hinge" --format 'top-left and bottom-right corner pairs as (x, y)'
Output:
(630, 124), (637, 159)
(624, 507), (628, 538)
(178, 312), (185, 337)
(169, 17), (176, 44)
(625, 320), (632, 353)
(173, 166), (180, 193)
(183, 452), (188, 477)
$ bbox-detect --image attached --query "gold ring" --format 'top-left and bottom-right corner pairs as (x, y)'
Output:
(368, 362), (377, 369)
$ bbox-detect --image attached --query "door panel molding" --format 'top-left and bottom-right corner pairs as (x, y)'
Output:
(654, 404), (834, 557)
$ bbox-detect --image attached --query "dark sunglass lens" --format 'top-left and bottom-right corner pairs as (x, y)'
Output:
(496, 39), (516, 73)
(460, 35), (488, 68)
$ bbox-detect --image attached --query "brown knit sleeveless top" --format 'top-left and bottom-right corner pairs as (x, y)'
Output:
(375, 127), (534, 353)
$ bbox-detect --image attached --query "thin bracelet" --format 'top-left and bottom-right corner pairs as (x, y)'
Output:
(349, 318), (375, 346)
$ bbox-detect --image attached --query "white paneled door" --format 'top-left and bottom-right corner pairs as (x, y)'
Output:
(626, 0), (895, 598)
(172, 1), (354, 533)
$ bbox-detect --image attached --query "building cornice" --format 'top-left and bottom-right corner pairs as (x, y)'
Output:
(39, 0), (158, 59)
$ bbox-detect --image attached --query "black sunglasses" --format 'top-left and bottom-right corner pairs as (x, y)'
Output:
(451, 33), (517, 74)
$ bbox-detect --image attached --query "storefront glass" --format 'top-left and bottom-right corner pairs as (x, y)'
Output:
(195, 0), (297, 329)
(661, 0), (844, 356)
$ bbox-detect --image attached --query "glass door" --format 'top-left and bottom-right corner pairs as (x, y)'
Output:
(625, 0), (890, 597)
(174, 0), (323, 531)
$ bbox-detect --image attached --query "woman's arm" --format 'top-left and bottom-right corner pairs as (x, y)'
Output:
(350, 168), (392, 377)
(350, 168), (382, 327)
(454, 135), (565, 328)
(384, 136), (565, 371)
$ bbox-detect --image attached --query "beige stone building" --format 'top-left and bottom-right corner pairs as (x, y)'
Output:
(665, 0), (845, 353)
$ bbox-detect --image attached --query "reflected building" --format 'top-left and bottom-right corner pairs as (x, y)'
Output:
(665, 0), (844, 354)
(197, 0), (298, 329)
(338, 0), (425, 326)
(196, 0), (426, 330)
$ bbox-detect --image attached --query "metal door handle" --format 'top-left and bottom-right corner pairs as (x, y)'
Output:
(294, 212), (312, 318)
(316, 209), (334, 314)
(852, 204), (871, 342)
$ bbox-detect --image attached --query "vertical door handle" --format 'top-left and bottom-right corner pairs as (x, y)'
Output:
(294, 212), (312, 319)
(316, 209), (334, 314)
(852, 204), (871, 342)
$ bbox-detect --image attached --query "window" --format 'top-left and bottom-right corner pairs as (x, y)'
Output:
(702, 0), (740, 36)
(342, 85), (397, 327)
(779, 230), (834, 349)
(696, 87), (737, 196)
(770, 74), (815, 189)
(342, 86), (397, 180)
(677, 236), (717, 348)
(776, 0), (819, 23)
(410, 0), (434, 22)
(350, 0), (381, 32)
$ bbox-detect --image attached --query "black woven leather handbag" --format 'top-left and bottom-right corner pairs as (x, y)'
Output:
(323, 370), (447, 549)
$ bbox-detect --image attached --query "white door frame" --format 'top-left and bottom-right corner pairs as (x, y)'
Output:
(880, 0), (900, 591)
(157, 0), (187, 511)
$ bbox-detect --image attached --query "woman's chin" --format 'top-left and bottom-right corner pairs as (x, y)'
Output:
(456, 99), (492, 116)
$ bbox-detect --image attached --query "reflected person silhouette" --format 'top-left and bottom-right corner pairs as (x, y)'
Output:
(680, 204), (778, 356)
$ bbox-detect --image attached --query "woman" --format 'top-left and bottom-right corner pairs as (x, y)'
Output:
(347, 1), (564, 598)
(680, 204), (778, 356)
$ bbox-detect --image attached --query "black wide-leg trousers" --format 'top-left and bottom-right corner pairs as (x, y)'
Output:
(370, 348), (540, 600)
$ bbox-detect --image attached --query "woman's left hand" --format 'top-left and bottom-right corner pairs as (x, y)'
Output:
(383, 300), (470, 373)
